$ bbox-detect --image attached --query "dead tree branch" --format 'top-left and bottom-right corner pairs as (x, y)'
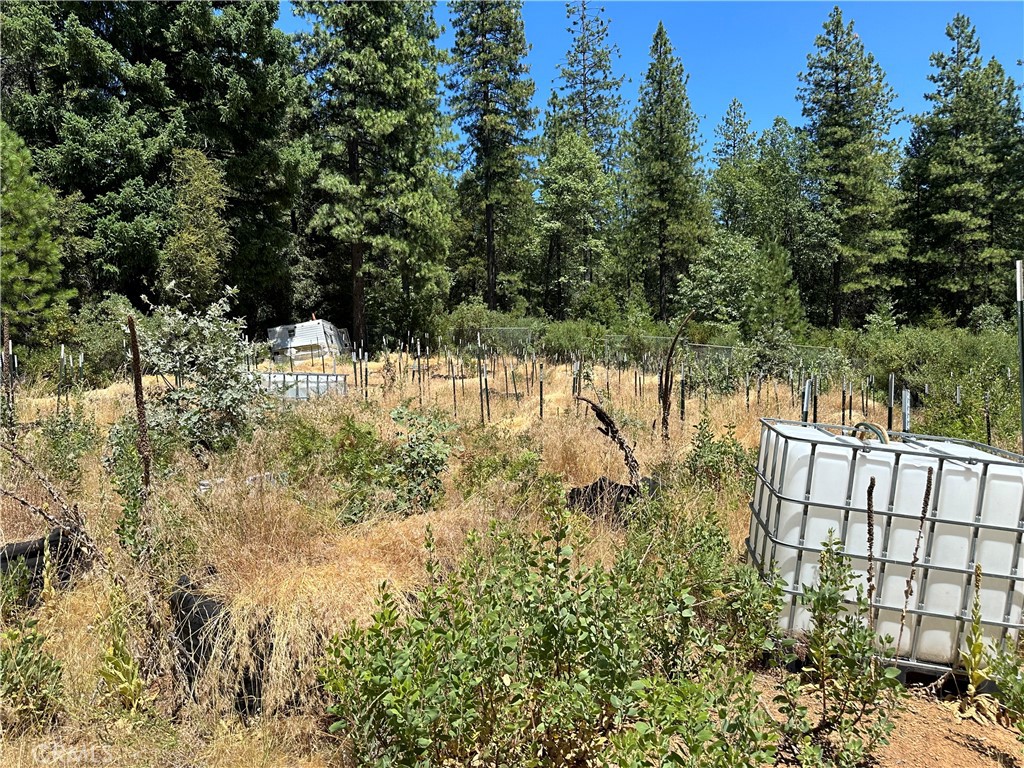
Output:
(659, 313), (693, 443)
(576, 396), (641, 489)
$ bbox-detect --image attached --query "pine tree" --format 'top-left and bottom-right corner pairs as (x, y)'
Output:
(625, 22), (707, 321)
(0, 122), (74, 340)
(538, 131), (613, 318)
(160, 149), (231, 309)
(798, 6), (904, 327)
(548, 0), (624, 169)
(448, 0), (536, 311)
(296, 1), (450, 344)
(901, 14), (1024, 318)
(742, 242), (806, 339)
(0, 1), (298, 325)
(711, 99), (756, 232)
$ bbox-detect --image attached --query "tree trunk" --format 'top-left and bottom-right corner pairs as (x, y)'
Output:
(348, 137), (366, 346)
(658, 219), (668, 321)
(830, 252), (842, 328)
(485, 199), (497, 310)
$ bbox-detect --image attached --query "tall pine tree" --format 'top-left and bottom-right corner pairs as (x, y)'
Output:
(296, 1), (450, 345)
(448, 0), (536, 311)
(538, 131), (613, 318)
(711, 99), (756, 232)
(547, 0), (624, 169)
(625, 22), (706, 321)
(901, 14), (1024, 319)
(798, 6), (904, 327)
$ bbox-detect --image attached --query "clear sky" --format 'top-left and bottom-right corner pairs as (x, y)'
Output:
(276, 1), (1024, 152)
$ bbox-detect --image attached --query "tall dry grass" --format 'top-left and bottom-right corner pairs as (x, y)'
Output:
(1, 352), (875, 766)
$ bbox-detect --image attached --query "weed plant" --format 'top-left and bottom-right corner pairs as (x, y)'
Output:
(777, 535), (905, 767)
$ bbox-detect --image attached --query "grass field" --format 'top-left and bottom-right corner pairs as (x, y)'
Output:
(2, 356), (1022, 767)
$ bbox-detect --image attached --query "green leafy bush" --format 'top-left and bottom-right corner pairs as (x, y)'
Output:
(323, 504), (780, 767)
(34, 401), (97, 491)
(277, 405), (455, 522)
(684, 415), (753, 490)
(0, 557), (32, 623)
(103, 409), (181, 559)
(138, 292), (266, 453)
(0, 617), (63, 734)
(990, 643), (1024, 744)
(777, 535), (904, 766)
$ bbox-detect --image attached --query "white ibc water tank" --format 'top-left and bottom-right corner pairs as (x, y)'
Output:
(747, 419), (1024, 670)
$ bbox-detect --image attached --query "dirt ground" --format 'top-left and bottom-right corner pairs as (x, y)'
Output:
(755, 670), (1023, 767)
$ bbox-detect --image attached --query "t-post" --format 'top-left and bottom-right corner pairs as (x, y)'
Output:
(1017, 260), (1024, 450)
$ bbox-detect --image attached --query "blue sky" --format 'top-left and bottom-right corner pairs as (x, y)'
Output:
(276, 1), (1024, 152)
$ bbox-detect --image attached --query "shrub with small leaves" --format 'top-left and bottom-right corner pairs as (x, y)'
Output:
(137, 291), (266, 453)
(388, 405), (456, 512)
(777, 534), (904, 766)
(0, 617), (63, 734)
(0, 558), (32, 622)
(990, 643), (1024, 744)
(34, 400), (97, 491)
(684, 415), (753, 490)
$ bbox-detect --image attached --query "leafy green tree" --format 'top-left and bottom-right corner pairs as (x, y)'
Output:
(537, 131), (613, 319)
(160, 149), (231, 309)
(296, 0), (450, 344)
(798, 6), (905, 327)
(0, 1), (298, 326)
(624, 22), (707, 321)
(0, 122), (74, 340)
(901, 14), (1024, 319)
(448, 0), (536, 311)
(547, 0), (625, 170)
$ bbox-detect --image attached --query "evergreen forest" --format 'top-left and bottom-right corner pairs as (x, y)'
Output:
(2, 1), (1022, 356)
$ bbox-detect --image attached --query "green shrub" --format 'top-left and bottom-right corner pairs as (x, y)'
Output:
(990, 643), (1024, 744)
(607, 668), (777, 768)
(684, 415), (753, 490)
(277, 404), (455, 523)
(542, 319), (608, 360)
(323, 503), (782, 766)
(138, 291), (266, 453)
(33, 401), (97, 491)
(777, 535), (904, 766)
(455, 425), (540, 499)
(389, 405), (456, 512)
(103, 409), (181, 559)
(0, 557), (32, 623)
(323, 522), (650, 765)
(0, 617), (63, 734)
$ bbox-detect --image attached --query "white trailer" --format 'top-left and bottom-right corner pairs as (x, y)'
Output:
(266, 319), (351, 362)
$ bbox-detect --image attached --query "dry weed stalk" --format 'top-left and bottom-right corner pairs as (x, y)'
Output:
(896, 466), (933, 657)
(866, 476), (876, 632)
(575, 396), (640, 489)
(1, 316), (14, 444)
(658, 313), (693, 444)
(127, 315), (152, 493)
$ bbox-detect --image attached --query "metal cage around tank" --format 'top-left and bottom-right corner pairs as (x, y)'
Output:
(747, 417), (1024, 674)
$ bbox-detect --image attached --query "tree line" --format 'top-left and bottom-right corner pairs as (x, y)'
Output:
(1, 1), (1022, 351)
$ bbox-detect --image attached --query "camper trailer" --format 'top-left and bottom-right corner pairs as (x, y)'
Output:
(266, 319), (351, 362)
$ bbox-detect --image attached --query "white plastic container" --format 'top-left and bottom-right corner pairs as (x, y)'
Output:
(747, 419), (1024, 670)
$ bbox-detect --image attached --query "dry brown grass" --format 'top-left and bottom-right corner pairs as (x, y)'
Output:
(1, 354), (861, 766)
